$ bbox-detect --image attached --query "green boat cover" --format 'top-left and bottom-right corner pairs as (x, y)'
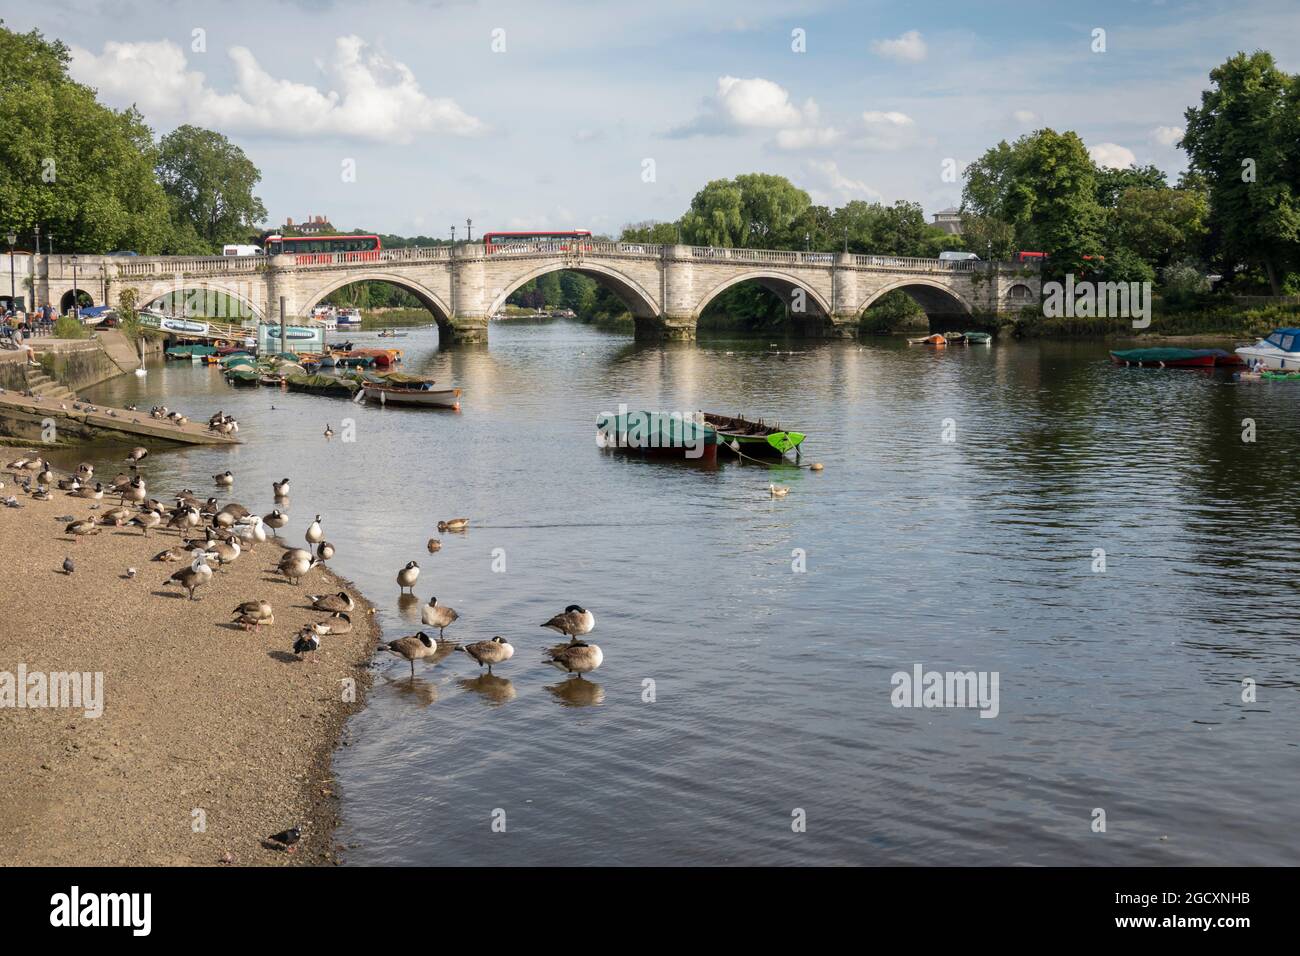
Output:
(225, 368), (259, 381)
(285, 372), (360, 394)
(221, 354), (255, 368)
(597, 411), (717, 447)
(166, 344), (218, 357)
(1110, 348), (1208, 362)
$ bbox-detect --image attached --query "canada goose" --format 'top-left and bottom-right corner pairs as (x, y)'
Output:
(277, 549), (319, 585)
(121, 477), (147, 506)
(543, 641), (604, 676)
(126, 447), (149, 466)
(305, 515), (324, 544)
(64, 517), (100, 541)
(769, 483), (790, 498)
(323, 424), (334, 439)
(219, 503), (250, 520)
(110, 473), (133, 492)
(36, 464), (53, 487)
(420, 596), (459, 637)
(293, 630), (320, 658)
(152, 543), (191, 562)
(99, 506), (132, 526)
(383, 632), (438, 675)
(232, 599), (273, 631)
(397, 560), (420, 594)
(129, 510), (163, 535)
(436, 518), (469, 533)
(321, 611), (352, 634)
(315, 540), (335, 561)
(75, 482), (104, 500)
(214, 471), (234, 486)
(212, 510), (237, 529)
(75, 462), (93, 478)
(57, 475), (80, 491)
(208, 536), (241, 570)
(167, 506), (201, 533)
(263, 510), (289, 534)
(461, 636), (514, 674)
(540, 605), (595, 642)
(308, 591), (353, 613)
(273, 478), (290, 498)
(165, 552), (213, 600)
(426, 538), (442, 553)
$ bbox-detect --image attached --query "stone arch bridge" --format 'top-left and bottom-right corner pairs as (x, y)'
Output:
(29, 242), (1040, 343)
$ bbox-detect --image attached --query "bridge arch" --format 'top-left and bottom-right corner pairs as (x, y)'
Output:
(858, 278), (974, 321)
(131, 279), (262, 320)
(301, 271), (452, 324)
(59, 288), (95, 314)
(695, 270), (833, 321)
(485, 261), (659, 319)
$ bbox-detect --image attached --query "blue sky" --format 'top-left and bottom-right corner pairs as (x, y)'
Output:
(10, 0), (1300, 237)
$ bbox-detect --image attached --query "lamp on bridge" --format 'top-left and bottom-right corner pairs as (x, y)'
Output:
(70, 255), (79, 319)
(451, 226), (456, 244)
(466, 218), (472, 243)
(5, 231), (14, 316)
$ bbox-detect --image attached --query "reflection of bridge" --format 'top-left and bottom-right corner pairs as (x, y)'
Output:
(22, 242), (1040, 343)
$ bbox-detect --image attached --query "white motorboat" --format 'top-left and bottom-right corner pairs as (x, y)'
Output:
(1235, 328), (1300, 370)
(335, 308), (362, 330)
(362, 383), (462, 409)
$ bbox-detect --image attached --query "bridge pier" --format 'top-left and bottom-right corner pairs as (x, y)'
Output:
(634, 314), (696, 342)
(442, 315), (489, 345)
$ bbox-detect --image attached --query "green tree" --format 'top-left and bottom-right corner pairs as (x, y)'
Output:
(1182, 51), (1300, 294)
(0, 21), (173, 253)
(1108, 186), (1208, 272)
(1095, 163), (1168, 207)
(680, 174), (810, 247)
(620, 220), (679, 244)
(962, 129), (1104, 273)
(156, 125), (268, 250)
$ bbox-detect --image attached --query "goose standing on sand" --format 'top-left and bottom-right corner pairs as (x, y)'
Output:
(122, 476), (147, 507)
(436, 518), (469, 533)
(129, 510), (163, 535)
(277, 549), (319, 585)
(382, 632), (437, 676)
(36, 463), (53, 487)
(263, 509), (289, 536)
(213, 471), (234, 487)
(543, 641), (604, 677)
(397, 560), (420, 594)
(273, 478), (291, 498)
(315, 540), (335, 561)
(421, 596), (459, 638)
(308, 591), (353, 613)
(540, 605), (595, 643)
(208, 536), (241, 570)
(165, 550), (213, 601)
(305, 515), (324, 545)
(461, 636), (514, 674)
(236, 516), (267, 551)
(167, 506), (201, 534)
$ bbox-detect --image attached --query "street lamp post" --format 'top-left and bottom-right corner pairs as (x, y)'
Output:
(70, 255), (79, 319)
(805, 232), (811, 252)
(466, 219), (473, 243)
(451, 226), (456, 244)
(6, 232), (15, 315)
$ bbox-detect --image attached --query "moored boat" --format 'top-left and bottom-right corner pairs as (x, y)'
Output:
(1235, 328), (1300, 371)
(702, 412), (806, 458)
(1109, 348), (1217, 368)
(335, 308), (362, 330)
(362, 383), (461, 409)
(596, 411), (718, 462)
(908, 334), (948, 346)
(963, 331), (993, 344)
(284, 372), (361, 397)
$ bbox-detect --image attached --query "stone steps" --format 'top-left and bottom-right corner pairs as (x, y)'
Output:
(24, 368), (76, 402)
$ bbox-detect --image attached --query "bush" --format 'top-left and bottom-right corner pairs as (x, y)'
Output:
(52, 316), (88, 339)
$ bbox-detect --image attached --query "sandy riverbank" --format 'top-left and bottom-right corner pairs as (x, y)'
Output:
(0, 465), (378, 866)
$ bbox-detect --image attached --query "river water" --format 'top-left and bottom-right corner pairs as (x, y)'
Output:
(72, 320), (1299, 865)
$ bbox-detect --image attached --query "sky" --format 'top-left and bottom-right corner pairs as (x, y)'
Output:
(8, 0), (1300, 238)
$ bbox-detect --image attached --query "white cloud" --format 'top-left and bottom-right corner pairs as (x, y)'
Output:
(857, 110), (918, 151)
(776, 126), (843, 150)
(804, 160), (882, 205)
(1012, 109), (1038, 126)
(871, 30), (927, 63)
(1088, 142), (1137, 169)
(1150, 125), (1184, 147)
(69, 36), (483, 143)
(670, 75), (838, 148)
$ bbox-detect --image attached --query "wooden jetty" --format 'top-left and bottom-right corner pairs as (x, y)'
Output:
(0, 390), (240, 447)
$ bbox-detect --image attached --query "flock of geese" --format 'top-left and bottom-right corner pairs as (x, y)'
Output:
(7, 433), (605, 692)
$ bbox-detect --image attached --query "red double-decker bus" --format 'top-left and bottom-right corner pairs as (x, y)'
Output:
(264, 234), (382, 263)
(482, 230), (592, 254)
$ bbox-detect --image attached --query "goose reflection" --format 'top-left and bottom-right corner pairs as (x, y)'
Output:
(457, 673), (516, 705)
(396, 593), (422, 622)
(547, 676), (604, 707)
(386, 675), (439, 707)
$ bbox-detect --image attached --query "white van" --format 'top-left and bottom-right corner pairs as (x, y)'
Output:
(938, 250), (980, 262)
(222, 244), (263, 257)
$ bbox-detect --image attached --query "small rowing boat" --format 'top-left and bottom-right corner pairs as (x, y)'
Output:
(702, 412), (806, 458)
(361, 383), (462, 409)
(963, 331), (993, 344)
(1109, 348), (1240, 369)
(596, 411), (718, 462)
(908, 334), (948, 347)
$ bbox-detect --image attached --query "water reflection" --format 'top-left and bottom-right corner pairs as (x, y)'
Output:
(546, 676), (604, 707)
(457, 673), (517, 705)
